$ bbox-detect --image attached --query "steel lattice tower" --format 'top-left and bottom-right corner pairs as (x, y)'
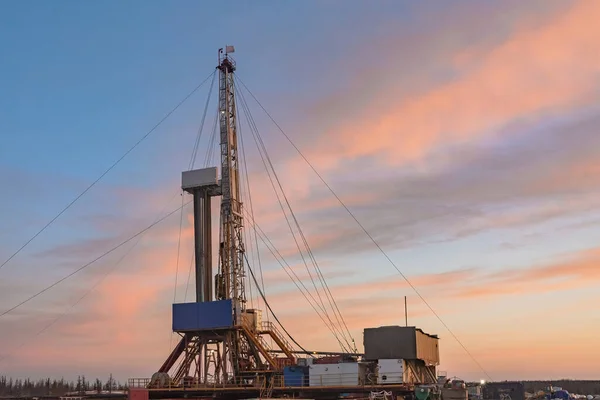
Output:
(154, 47), (295, 390)
(215, 51), (246, 308)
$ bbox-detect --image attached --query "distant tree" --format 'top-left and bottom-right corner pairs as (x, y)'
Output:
(107, 374), (111, 392)
(0, 375), (131, 396)
(110, 373), (116, 392)
(94, 378), (102, 393)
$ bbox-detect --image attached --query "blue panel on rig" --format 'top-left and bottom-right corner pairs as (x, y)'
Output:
(172, 300), (233, 332)
(283, 366), (308, 387)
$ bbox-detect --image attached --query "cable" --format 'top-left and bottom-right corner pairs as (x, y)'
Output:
(0, 191), (182, 364)
(236, 75), (492, 380)
(0, 200), (193, 319)
(236, 83), (354, 351)
(240, 95), (346, 345)
(236, 88), (267, 317)
(235, 99), (256, 309)
(242, 208), (350, 353)
(239, 89), (353, 351)
(243, 252), (313, 357)
(189, 72), (217, 170)
(204, 109), (219, 168)
(169, 73), (216, 352)
(0, 240), (138, 364)
(184, 247), (195, 302)
(236, 83), (352, 344)
(169, 192), (186, 353)
(0, 72), (214, 274)
(172, 192), (185, 304)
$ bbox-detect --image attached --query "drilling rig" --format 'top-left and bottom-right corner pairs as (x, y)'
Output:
(151, 46), (295, 389)
(126, 47), (440, 400)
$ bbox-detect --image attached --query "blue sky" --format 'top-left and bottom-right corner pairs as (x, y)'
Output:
(1, 0), (600, 383)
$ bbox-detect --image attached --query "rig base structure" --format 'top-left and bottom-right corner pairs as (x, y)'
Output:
(129, 379), (416, 400)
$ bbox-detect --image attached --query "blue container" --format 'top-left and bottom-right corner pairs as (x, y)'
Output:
(283, 366), (307, 387)
(172, 300), (233, 332)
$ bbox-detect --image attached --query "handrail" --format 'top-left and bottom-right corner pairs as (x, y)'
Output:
(130, 372), (416, 391)
(240, 323), (278, 369)
(261, 321), (293, 352)
(260, 321), (295, 363)
(128, 378), (150, 388)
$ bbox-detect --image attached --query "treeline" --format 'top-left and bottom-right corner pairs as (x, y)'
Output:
(0, 375), (127, 397)
(522, 381), (600, 395)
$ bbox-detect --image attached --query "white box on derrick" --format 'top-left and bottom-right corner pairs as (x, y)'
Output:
(182, 167), (218, 191)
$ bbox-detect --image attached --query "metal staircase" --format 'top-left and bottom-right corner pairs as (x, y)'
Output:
(239, 323), (278, 369)
(259, 321), (296, 363)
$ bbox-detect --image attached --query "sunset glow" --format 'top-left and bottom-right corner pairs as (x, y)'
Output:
(1, 0), (599, 382)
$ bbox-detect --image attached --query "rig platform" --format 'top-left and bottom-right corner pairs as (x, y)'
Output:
(128, 378), (415, 400)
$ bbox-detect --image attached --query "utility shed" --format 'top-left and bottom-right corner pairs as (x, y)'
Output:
(363, 326), (440, 365)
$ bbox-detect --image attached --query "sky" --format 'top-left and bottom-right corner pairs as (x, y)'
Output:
(1, 0), (600, 383)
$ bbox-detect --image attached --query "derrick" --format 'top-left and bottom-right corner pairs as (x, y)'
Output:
(133, 46), (442, 400)
(151, 46), (296, 390)
(0, 40), (475, 400)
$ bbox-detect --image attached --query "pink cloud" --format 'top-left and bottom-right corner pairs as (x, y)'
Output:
(229, 2), (600, 253)
(448, 247), (600, 300)
(283, 2), (600, 178)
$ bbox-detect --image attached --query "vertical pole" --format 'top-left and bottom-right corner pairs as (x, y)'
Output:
(404, 296), (408, 327)
(193, 188), (213, 303)
(203, 190), (212, 302)
(193, 189), (204, 303)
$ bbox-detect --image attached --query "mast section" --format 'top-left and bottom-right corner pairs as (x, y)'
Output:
(216, 49), (246, 313)
(158, 47), (298, 389)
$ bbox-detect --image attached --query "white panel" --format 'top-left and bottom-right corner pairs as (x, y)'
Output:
(378, 359), (404, 384)
(182, 167), (218, 190)
(309, 364), (342, 387)
(340, 363), (360, 385)
(309, 363), (360, 387)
